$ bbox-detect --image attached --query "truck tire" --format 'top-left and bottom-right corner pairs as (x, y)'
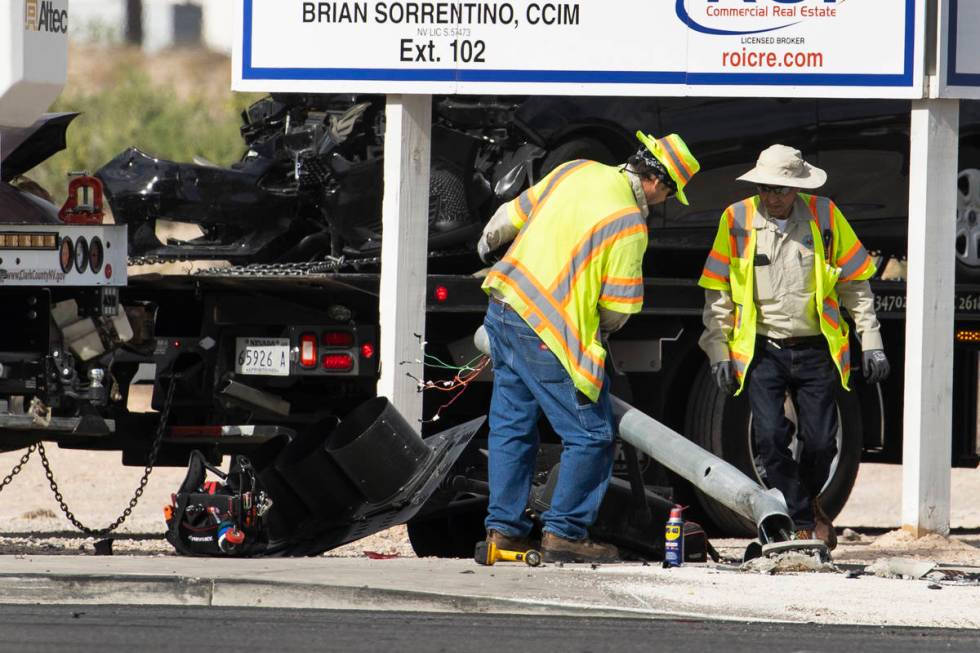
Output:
(956, 168), (980, 281)
(683, 362), (863, 536)
(540, 137), (616, 178)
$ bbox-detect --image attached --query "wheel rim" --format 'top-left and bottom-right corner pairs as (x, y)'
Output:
(956, 169), (980, 269)
(746, 395), (843, 496)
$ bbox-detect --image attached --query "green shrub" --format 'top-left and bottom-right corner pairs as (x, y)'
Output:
(28, 68), (259, 203)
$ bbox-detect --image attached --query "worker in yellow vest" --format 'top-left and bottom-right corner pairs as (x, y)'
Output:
(698, 145), (890, 550)
(477, 133), (700, 563)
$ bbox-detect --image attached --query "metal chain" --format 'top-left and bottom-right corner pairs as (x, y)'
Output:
(0, 445), (36, 495)
(37, 379), (177, 536)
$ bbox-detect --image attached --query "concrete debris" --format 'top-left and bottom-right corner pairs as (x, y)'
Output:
(840, 528), (862, 542)
(740, 550), (838, 574)
(866, 557), (936, 580)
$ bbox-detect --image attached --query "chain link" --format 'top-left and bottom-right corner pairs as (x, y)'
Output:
(0, 445), (36, 495)
(37, 379), (177, 537)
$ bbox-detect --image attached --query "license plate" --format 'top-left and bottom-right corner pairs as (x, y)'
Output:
(235, 338), (290, 376)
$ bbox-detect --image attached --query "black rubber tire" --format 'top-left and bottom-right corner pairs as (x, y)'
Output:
(683, 362), (864, 536)
(407, 504), (487, 558)
(540, 137), (617, 178)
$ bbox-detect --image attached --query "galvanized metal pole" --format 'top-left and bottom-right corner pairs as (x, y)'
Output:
(611, 397), (794, 543)
(378, 95), (432, 431)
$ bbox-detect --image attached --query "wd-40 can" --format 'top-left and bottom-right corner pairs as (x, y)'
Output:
(664, 505), (685, 567)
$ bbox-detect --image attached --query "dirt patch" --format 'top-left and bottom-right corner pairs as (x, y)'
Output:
(68, 43), (236, 111)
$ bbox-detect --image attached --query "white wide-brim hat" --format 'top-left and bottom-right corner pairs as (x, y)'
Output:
(736, 144), (827, 189)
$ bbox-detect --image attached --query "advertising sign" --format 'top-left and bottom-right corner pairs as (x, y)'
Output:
(0, 0), (69, 127)
(940, 0), (980, 99)
(234, 0), (923, 98)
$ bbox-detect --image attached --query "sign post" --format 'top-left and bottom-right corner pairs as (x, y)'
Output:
(377, 94), (432, 429)
(902, 97), (959, 537)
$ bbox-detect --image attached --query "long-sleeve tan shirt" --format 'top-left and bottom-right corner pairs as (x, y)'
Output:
(480, 167), (649, 335)
(698, 197), (883, 365)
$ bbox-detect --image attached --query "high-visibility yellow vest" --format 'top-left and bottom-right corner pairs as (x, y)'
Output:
(698, 194), (876, 395)
(483, 161), (648, 401)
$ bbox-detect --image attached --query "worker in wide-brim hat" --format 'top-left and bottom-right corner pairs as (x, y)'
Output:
(697, 144), (889, 551)
(477, 132), (699, 564)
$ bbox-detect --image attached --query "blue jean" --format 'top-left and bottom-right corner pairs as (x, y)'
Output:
(747, 337), (839, 530)
(483, 300), (615, 541)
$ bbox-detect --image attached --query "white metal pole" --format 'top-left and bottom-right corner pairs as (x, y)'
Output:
(902, 97), (960, 537)
(378, 94), (432, 431)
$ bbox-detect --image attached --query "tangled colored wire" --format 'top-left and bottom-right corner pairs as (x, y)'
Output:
(403, 348), (491, 423)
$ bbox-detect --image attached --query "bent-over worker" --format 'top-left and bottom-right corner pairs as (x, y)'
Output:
(478, 132), (700, 563)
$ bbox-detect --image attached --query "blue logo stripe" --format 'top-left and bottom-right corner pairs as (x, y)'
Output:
(674, 0), (799, 36)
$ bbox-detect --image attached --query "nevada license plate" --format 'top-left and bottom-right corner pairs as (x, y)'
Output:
(235, 337), (290, 376)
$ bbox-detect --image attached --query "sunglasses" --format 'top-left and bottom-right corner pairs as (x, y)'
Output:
(757, 184), (795, 196)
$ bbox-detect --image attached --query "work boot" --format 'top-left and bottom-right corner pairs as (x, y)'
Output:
(486, 529), (537, 553)
(793, 528), (813, 540)
(540, 531), (619, 563)
(812, 498), (838, 550)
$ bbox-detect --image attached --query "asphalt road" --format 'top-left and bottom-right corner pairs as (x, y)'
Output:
(2, 606), (979, 652)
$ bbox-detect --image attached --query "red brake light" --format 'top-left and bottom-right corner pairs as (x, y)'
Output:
(322, 353), (354, 371)
(299, 333), (318, 368)
(361, 343), (375, 359)
(104, 263), (113, 279)
(323, 331), (354, 347)
(434, 285), (449, 302)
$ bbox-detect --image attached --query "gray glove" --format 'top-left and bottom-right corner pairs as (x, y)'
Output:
(711, 361), (738, 395)
(477, 236), (493, 264)
(863, 349), (890, 384)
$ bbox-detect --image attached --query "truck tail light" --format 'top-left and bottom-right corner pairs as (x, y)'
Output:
(299, 333), (318, 368)
(361, 343), (375, 359)
(955, 329), (980, 343)
(322, 353), (354, 371)
(323, 331), (354, 347)
(434, 285), (449, 302)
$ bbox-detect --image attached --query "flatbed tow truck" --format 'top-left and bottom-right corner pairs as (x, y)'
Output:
(2, 2), (979, 558)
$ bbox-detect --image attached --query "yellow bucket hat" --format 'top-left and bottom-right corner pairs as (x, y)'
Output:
(635, 131), (700, 206)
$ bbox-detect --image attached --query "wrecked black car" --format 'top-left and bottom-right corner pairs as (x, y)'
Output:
(98, 94), (980, 278)
(98, 94), (526, 264)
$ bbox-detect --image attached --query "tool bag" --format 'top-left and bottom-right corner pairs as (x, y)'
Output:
(164, 450), (274, 557)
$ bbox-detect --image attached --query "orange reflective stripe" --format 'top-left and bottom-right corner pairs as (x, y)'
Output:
(702, 249), (730, 281)
(599, 294), (642, 304)
(725, 207), (738, 257)
(503, 256), (605, 371)
(837, 240), (873, 280)
(837, 241), (862, 267)
(822, 297), (841, 329)
(486, 269), (604, 391)
(603, 276), (642, 286)
(701, 268), (728, 284)
(660, 136), (696, 185)
(511, 160), (594, 249)
(561, 224), (647, 305)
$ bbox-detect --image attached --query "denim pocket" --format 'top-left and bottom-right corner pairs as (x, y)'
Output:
(575, 400), (613, 440)
(517, 333), (567, 383)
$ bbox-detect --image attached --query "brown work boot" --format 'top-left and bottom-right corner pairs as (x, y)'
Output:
(812, 498), (838, 550)
(486, 529), (537, 553)
(793, 528), (813, 540)
(540, 531), (619, 563)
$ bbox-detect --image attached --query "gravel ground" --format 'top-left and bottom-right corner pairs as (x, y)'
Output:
(0, 445), (976, 564)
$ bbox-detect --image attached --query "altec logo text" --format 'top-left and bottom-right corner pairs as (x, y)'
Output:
(24, 0), (68, 33)
(677, 0), (840, 35)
